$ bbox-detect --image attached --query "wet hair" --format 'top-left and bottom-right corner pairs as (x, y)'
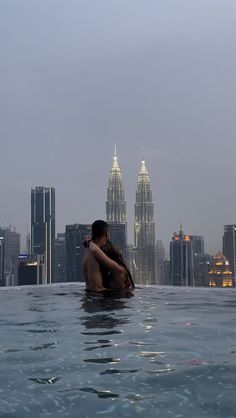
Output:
(102, 241), (135, 289)
(91, 220), (109, 240)
(102, 241), (123, 263)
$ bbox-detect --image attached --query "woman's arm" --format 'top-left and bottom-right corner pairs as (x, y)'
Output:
(89, 241), (124, 274)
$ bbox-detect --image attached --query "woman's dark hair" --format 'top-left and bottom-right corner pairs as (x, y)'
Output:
(92, 220), (109, 240)
(102, 241), (135, 289)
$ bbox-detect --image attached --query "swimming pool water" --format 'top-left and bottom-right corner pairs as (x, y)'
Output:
(0, 284), (236, 418)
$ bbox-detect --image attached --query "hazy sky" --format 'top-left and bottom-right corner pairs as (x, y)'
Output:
(1, 0), (236, 254)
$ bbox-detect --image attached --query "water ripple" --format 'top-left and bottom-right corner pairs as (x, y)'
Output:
(81, 330), (123, 336)
(30, 342), (58, 351)
(129, 341), (157, 346)
(79, 387), (119, 399)
(84, 357), (120, 364)
(26, 329), (58, 334)
(100, 368), (140, 375)
(29, 377), (61, 384)
(84, 344), (112, 352)
(139, 351), (165, 358)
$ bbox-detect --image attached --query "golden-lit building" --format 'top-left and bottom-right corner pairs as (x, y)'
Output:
(208, 252), (233, 287)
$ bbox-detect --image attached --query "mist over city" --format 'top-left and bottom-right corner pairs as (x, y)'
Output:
(1, 0), (236, 254)
(2, 3), (236, 418)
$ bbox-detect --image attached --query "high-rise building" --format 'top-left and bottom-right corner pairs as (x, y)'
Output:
(134, 160), (156, 284)
(194, 253), (212, 287)
(189, 235), (209, 287)
(170, 227), (194, 286)
(106, 148), (127, 256)
(65, 224), (91, 282)
(155, 240), (165, 285)
(223, 225), (236, 287)
(54, 233), (65, 283)
(189, 235), (204, 255)
(31, 186), (55, 284)
(25, 233), (31, 254)
(208, 252), (233, 287)
(0, 227), (20, 286)
(9, 230), (21, 286)
(161, 258), (171, 285)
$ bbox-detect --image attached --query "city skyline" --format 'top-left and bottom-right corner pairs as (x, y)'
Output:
(0, 151), (235, 256)
(1, 174), (235, 287)
(1, 0), (236, 254)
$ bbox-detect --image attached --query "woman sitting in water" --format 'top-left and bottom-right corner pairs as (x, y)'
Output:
(84, 239), (134, 290)
(101, 241), (135, 290)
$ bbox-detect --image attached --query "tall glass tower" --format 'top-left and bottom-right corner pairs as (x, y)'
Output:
(170, 227), (194, 286)
(134, 160), (155, 284)
(106, 148), (127, 256)
(31, 186), (55, 284)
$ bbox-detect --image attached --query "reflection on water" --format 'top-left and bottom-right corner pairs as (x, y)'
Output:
(80, 291), (131, 314)
(0, 284), (236, 418)
(81, 314), (129, 329)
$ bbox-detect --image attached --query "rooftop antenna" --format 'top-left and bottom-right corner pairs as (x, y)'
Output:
(114, 143), (117, 162)
(141, 146), (145, 162)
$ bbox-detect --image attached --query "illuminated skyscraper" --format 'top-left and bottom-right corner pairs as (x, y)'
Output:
(106, 148), (127, 256)
(134, 160), (155, 284)
(31, 186), (55, 284)
(170, 227), (194, 286)
(208, 252), (233, 287)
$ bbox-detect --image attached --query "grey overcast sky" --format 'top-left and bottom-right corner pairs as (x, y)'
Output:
(1, 0), (236, 254)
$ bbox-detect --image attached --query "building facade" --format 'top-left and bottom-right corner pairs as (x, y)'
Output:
(54, 233), (65, 283)
(31, 186), (55, 284)
(170, 227), (194, 286)
(194, 253), (212, 287)
(18, 254), (46, 286)
(65, 224), (91, 282)
(155, 240), (165, 285)
(189, 235), (210, 287)
(106, 149), (127, 257)
(223, 225), (236, 287)
(134, 160), (156, 284)
(208, 252), (233, 287)
(189, 235), (204, 255)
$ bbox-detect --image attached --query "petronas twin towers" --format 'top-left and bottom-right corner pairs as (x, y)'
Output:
(106, 149), (156, 284)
